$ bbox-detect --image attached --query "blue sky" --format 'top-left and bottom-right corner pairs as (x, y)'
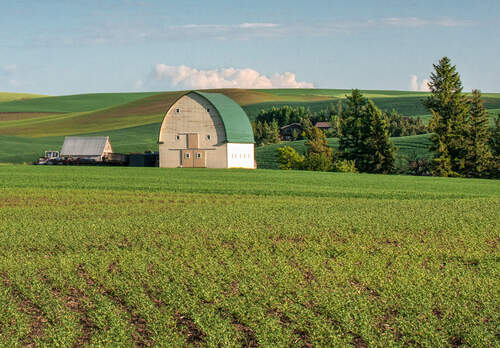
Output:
(0, 0), (499, 95)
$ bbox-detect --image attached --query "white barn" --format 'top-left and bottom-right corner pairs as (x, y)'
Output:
(158, 91), (256, 168)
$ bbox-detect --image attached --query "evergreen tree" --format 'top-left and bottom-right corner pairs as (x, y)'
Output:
(490, 115), (500, 178)
(491, 114), (500, 156)
(339, 89), (395, 174)
(424, 57), (470, 177)
(465, 90), (494, 177)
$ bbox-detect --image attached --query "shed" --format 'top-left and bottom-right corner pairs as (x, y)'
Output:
(158, 91), (255, 168)
(60, 136), (112, 161)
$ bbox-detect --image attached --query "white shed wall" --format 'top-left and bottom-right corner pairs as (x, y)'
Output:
(227, 143), (255, 169)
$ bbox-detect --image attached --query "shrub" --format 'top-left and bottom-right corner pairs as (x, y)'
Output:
(277, 146), (304, 170)
(332, 159), (358, 173)
(303, 152), (333, 172)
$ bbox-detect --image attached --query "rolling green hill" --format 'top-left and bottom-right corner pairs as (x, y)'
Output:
(0, 92), (46, 102)
(0, 88), (498, 164)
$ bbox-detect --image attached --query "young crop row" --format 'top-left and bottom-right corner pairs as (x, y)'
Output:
(0, 166), (498, 346)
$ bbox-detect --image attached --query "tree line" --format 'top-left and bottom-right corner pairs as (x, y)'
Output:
(253, 100), (428, 146)
(273, 57), (499, 178)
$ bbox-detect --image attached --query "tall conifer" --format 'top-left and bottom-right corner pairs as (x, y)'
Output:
(424, 57), (470, 177)
(465, 90), (494, 177)
(339, 89), (395, 173)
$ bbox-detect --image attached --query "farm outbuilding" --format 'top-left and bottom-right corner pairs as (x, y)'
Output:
(158, 91), (255, 168)
(60, 136), (112, 161)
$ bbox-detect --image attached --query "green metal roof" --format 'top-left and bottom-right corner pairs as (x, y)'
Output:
(194, 91), (255, 144)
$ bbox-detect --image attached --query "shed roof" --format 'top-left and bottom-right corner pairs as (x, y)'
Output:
(60, 136), (110, 156)
(193, 91), (255, 143)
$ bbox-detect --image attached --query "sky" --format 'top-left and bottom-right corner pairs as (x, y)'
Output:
(0, 0), (499, 95)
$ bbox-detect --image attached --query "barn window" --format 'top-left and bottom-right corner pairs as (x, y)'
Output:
(176, 108), (180, 113)
(176, 135), (180, 140)
(185, 153), (190, 159)
(207, 135), (211, 140)
(196, 153), (201, 159)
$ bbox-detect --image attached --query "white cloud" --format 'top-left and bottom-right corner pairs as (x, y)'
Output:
(382, 17), (476, 28)
(153, 65), (314, 89)
(238, 23), (279, 29)
(410, 75), (430, 92)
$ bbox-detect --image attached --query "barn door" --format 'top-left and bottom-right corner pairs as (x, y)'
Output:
(187, 133), (199, 149)
(193, 150), (206, 168)
(181, 150), (194, 168)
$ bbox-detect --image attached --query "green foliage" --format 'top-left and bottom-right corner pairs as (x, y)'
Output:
(254, 120), (280, 146)
(339, 90), (396, 174)
(276, 146), (304, 170)
(384, 110), (428, 136)
(303, 125), (334, 171)
(464, 90), (495, 178)
(256, 105), (312, 127)
(303, 152), (333, 171)
(424, 57), (471, 177)
(332, 159), (358, 173)
(0, 165), (499, 346)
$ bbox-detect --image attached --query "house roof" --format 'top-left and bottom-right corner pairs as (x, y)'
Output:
(315, 121), (332, 128)
(280, 123), (302, 130)
(193, 91), (255, 143)
(60, 136), (110, 156)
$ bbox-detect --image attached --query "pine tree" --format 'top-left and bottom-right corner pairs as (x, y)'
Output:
(424, 57), (470, 177)
(490, 115), (500, 178)
(339, 89), (395, 173)
(465, 90), (494, 177)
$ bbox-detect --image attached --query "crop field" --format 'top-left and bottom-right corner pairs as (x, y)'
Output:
(0, 165), (498, 347)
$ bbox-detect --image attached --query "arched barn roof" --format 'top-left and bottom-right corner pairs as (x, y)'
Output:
(194, 91), (254, 143)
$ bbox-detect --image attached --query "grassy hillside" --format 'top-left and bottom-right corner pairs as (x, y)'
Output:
(255, 134), (433, 169)
(0, 88), (498, 164)
(0, 166), (498, 346)
(0, 92), (160, 113)
(0, 92), (46, 102)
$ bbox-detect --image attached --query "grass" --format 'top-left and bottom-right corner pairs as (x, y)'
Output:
(0, 92), (161, 113)
(255, 134), (433, 169)
(0, 165), (498, 347)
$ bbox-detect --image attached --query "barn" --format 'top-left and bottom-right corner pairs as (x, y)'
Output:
(158, 91), (255, 168)
(60, 136), (113, 161)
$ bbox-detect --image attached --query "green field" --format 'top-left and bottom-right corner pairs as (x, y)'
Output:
(0, 88), (499, 165)
(0, 165), (498, 347)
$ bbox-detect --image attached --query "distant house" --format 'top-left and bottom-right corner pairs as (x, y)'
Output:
(60, 136), (113, 161)
(280, 123), (302, 141)
(314, 121), (332, 131)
